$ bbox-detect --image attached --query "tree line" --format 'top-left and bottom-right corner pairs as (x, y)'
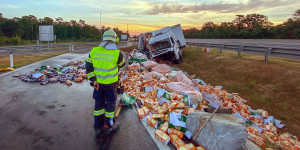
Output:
(183, 9), (300, 39)
(0, 10), (299, 46)
(0, 13), (128, 45)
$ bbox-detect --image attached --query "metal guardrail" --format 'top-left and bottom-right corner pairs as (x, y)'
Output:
(186, 42), (300, 61)
(0, 41), (131, 55)
(0, 42), (100, 55)
(0, 42), (134, 68)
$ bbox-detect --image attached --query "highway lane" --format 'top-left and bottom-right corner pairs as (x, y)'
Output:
(0, 49), (159, 150)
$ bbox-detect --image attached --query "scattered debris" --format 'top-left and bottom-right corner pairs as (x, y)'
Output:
(119, 53), (299, 150)
(0, 67), (15, 72)
(13, 60), (86, 86)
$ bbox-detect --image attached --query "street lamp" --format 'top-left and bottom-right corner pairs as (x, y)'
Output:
(100, 11), (102, 41)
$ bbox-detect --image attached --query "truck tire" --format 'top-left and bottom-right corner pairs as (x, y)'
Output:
(174, 55), (182, 64)
(173, 49), (183, 64)
(173, 52), (182, 64)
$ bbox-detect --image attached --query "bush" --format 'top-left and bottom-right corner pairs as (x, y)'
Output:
(9, 36), (23, 45)
(0, 36), (8, 46)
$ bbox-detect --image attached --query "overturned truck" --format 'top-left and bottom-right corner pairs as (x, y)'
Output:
(138, 24), (186, 64)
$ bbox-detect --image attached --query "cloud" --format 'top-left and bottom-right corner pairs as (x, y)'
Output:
(0, 4), (22, 9)
(143, 0), (300, 15)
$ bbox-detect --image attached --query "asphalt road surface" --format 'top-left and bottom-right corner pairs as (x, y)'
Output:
(0, 48), (159, 150)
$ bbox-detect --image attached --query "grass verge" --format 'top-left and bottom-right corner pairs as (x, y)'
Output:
(171, 46), (300, 137)
(0, 51), (69, 69)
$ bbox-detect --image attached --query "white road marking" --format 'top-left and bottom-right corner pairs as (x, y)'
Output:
(131, 105), (171, 150)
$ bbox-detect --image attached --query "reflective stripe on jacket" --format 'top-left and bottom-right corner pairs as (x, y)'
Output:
(89, 46), (120, 84)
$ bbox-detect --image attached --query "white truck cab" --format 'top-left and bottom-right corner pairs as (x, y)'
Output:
(139, 24), (186, 64)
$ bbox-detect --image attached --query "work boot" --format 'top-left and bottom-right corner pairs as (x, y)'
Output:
(104, 123), (120, 135)
(95, 128), (104, 138)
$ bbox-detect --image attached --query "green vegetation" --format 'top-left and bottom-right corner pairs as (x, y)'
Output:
(183, 10), (300, 39)
(0, 13), (129, 46)
(0, 51), (69, 69)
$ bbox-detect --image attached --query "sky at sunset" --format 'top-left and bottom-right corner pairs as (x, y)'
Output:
(1, 0), (299, 35)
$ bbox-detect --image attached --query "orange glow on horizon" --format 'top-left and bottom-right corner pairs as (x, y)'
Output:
(90, 23), (202, 36)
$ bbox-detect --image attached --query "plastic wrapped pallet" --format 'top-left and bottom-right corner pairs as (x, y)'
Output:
(167, 71), (193, 86)
(141, 60), (157, 70)
(151, 64), (172, 74)
(143, 72), (153, 80)
(165, 82), (203, 101)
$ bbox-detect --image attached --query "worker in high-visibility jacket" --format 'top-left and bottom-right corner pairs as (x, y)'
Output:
(86, 29), (125, 137)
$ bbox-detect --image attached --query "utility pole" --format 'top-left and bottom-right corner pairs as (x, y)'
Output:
(100, 11), (102, 41)
(127, 24), (129, 36)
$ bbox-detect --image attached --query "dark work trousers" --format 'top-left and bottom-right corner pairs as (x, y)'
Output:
(93, 82), (117, 130)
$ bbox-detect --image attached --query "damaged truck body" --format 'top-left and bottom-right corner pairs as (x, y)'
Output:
(138, 24), (186, 64)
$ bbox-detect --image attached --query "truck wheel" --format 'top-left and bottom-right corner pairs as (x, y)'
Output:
(173, 53), (182, 64)
(175, 55), (182, 64)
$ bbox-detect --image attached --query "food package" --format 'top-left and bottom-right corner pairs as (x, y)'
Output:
(169, 112), (187, 132)
(172, 109), (183, 114)
(167, 71), (193, 86)
(168, 128), (184, 138)
(164, 114), (169, 122)
(170, 134), (180, 143)
(248, 132), (265, 148)
(128, 63), (140, 70)
(196, 145), (206, 150)
(176, 101), (185, 108)
(154, 130), (170, 145)
(173, 139), (185, 149)
(121, 93), (137, 106)
(162, 103), (169, 110)
(247, 126), (260, 134)
(159, 76), (171, 84)
(168, 101), (179, 112)
(257, 109), (269, 119)
(263, 131), (278, 144)
(160, 121), (169, 133)
(141, 60), (157, 69)
(157, 106), (167, 114)
(170, 93), (184, 101)
(157, 89), (171, 105)
(79, 72), (86, 78)
(137, 108), (145, 119)
(151, 104), (158, 112)
(152, 71), (163, 80)
(178, 145), (189, 150)
(183, 107), (195, 115)
(278, 132), (298, 148)
(183, 95), (191, 106)
(75, 77), (83, 82)
(146, 89), (157, 98)
(152, 64), (171, 74)
(165, 82), (203, 101)
(143, 72), (153, 80)
(152, 114), (164, 119)
(147, 116), (158, 128)
(66, 80), (72, 86)
(186, 143), (197, 150)
(49, 77), (58, 83)
(142, 106), (150, 115)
